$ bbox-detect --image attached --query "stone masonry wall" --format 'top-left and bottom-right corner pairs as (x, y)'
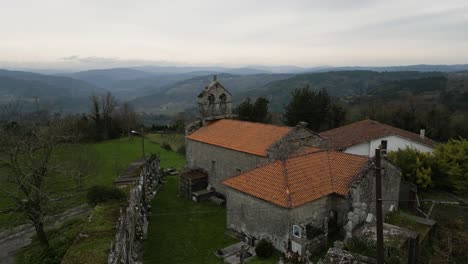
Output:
(186, 139), (268, 194)
(226, 189), (290, 252)
(345, 158), (401, 238)
(267, 125), (328, 161)
(107, 155), (162, 264)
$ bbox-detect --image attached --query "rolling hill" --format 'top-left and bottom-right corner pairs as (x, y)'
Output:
(130, 73), (292, 114)
(237, 71), (447, 110)
(0, 69), (105, 113)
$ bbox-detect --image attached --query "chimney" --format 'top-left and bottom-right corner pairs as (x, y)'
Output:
(420, 128), (425, 140)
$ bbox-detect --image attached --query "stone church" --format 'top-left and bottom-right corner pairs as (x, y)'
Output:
(180, 76), (401, 256)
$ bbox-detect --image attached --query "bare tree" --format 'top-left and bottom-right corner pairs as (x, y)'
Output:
(116, 102), (138, 137)
(89, 92), (119, 140)
(89, 94), (102, 140)
(0, 115), (82, 249)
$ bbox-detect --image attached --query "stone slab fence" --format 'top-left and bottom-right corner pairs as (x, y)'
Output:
(108, 154), (163, 264)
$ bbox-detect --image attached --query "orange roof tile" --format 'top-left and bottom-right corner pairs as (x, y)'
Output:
(320, 119), (436, 150)
(223, 151), (370, 208)
(186, 119), (292, 156)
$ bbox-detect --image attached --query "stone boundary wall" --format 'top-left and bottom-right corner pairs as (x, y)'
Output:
(108, 154), (162, 264)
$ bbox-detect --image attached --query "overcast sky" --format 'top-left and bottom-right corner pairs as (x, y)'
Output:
(1, 0), (467, 69)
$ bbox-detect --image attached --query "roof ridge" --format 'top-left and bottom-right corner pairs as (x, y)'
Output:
(285, 148), (328, 160)
(224, 119), (293, 129)
(280, 159), (293, 208)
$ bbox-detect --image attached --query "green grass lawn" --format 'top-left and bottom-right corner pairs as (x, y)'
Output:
(144, 177), (236, 264)
(57, 136), (185, 263)
(61, 201), (124, 264)
(8, 134), (280, 264)
(16, 216), (87, 264)
(143, 177), (279, 264)
(89, 136), (185, 187)
(0, 136), (185, 232)
(14, 135), (187, 263)
(146, 133), (185, 152)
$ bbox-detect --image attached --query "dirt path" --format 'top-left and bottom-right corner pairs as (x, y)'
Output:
(0, 204), (90, 264)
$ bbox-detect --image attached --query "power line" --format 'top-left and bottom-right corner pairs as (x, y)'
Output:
(148, 198), (466, 216)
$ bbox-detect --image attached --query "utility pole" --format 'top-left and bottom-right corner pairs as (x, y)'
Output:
(375, 148), (384, 264)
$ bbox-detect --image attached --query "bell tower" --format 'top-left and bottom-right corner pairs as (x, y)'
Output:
(197, 75), (233, 120)
(186, 75), (235, 135)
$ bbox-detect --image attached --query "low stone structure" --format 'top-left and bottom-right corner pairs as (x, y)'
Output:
(179, 168), (208, 200)
(354, 222), (420, 264)
(320, 241), (377, 264)
(223, 154), (400, 256)
(108, 155), (162, 264)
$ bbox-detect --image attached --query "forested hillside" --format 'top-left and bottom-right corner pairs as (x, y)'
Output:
(130, 73), (292, 114)
(0, 69), (104, 112)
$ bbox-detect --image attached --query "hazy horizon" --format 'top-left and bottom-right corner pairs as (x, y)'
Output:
(1, 0), (468, 70)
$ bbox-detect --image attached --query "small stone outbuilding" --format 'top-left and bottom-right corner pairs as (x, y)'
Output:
(222, 150), (400, 256)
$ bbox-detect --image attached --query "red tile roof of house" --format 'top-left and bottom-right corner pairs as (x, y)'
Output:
(186, 119), (292, 156)
(319, 119), (436, 150)
(223, 150), (370, 208)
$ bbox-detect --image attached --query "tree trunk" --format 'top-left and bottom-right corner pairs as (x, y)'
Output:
(33, 221), (49, 249)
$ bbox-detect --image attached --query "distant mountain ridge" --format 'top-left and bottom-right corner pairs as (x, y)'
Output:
(1, 64), (468, 115)
(0, 69), (104, 113)
(130, 73), (293, 114)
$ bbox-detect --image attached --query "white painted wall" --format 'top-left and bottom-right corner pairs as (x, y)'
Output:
(344, 142), (370, 156)
(344, 135), (433, 157)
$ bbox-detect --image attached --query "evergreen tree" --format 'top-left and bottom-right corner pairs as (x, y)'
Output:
(283, 86), (332, 131)
(235, 97), (271, 123)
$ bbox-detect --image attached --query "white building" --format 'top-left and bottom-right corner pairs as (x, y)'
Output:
(320, 119), (436, 157)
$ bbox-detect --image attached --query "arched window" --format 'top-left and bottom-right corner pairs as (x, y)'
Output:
(219, 93), (227, 114)
(207, 94), (215, 106)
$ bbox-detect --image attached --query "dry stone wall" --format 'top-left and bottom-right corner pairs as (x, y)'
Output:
(108, 155), (162, 264)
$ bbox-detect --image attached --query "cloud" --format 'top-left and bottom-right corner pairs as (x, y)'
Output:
(61, 55), (79, 61)
(60, 55), (120, 64)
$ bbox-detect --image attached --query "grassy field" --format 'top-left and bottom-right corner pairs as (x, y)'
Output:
(0, 135), (185, 232)
(5, 135), (186, 264)
(61, 201), (124, 264)
(146, 133), (185, 152)
(16, 216), (87, 264)
(9, 134), (280, 263)
(89, 136), (185, 186)
(143, 176), (279, 264)
(419, 203), (468, 263)
(56, 136), (185, 263)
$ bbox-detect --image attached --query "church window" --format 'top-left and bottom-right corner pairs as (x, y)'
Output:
(292, 225), (302, 238)
(208, 94), (215, 106)
(219, 93), (227, 114)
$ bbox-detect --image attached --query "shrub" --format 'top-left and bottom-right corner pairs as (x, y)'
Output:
(432, 138), (468, 194)
(86, 185), (126, 206)
(161, 142), (172, 151)
(344, 236), (405, 264)
(344, 237), (377, 258)
(255, 239), (274, 258)
(387, 147), (433, 189)
(177, 145), (186, 156)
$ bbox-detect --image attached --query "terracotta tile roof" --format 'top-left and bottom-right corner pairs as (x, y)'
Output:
(186, 119), (292, 156)
(223, 151), (370, 208)
(319, 119), (436, 150)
